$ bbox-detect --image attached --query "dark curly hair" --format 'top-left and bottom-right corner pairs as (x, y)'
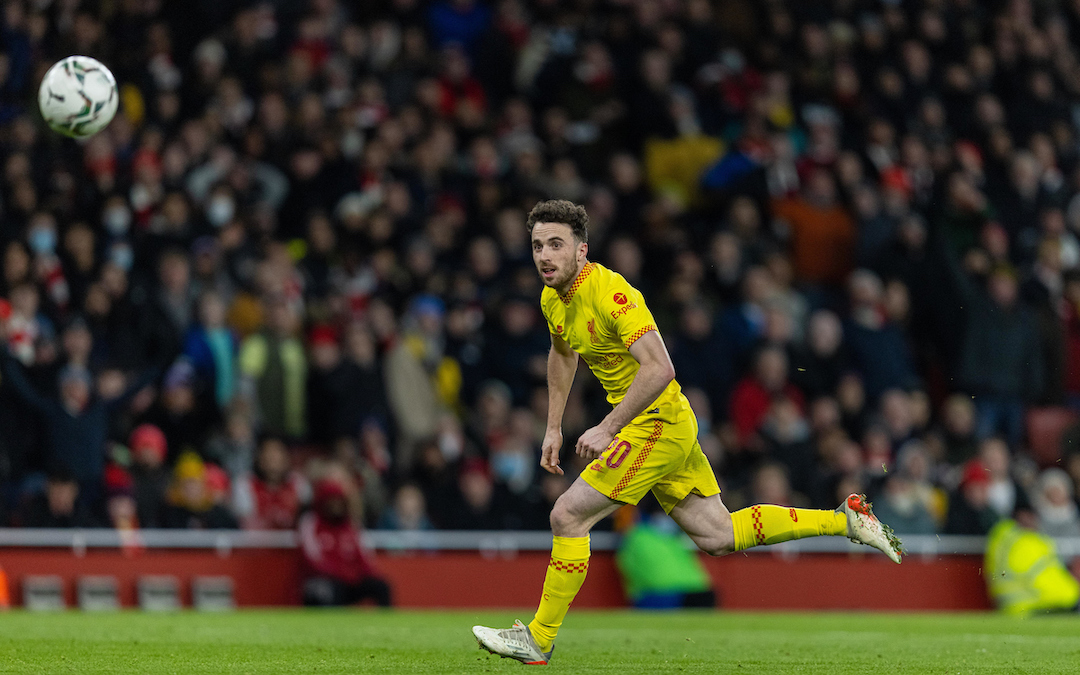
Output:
(526, 200), (589, 243)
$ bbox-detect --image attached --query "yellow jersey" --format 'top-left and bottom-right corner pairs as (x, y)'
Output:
(540, 261), (691, 424)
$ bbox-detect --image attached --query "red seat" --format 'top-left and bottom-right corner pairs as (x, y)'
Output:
(1025, 407), (1079, 466)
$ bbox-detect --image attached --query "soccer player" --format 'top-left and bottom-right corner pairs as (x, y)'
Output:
(473, 201), (903, 665)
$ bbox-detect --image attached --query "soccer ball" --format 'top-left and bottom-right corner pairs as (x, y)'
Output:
(38, 55), (119, 139)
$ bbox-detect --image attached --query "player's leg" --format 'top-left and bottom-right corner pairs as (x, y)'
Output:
(473, 478), (621, 664)
(658, 439), (903, 562)
(667, 489), (902, 562)
(667, 490), (845, 554)
(530, 477), (622, 646)
(666, 491), (735, 555)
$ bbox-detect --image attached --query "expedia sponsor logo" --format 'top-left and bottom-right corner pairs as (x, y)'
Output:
(610, 302), (638, 319)
(582, 352), (624, 368)
(613, 293), (628, 305)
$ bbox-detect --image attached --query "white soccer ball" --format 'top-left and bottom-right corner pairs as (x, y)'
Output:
(38, 55), (119, 139)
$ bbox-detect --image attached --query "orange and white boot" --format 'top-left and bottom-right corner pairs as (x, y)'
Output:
(838, 493), (904, 564)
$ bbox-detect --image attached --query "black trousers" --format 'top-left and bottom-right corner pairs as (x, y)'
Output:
(302, 576), (393, 607)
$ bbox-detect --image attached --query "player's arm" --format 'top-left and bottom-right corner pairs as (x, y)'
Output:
(575, 329), (675, 459)
(541, 333), (579, 475)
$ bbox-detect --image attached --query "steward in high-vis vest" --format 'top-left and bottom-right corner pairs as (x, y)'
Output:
(985, 518), (1079, 616)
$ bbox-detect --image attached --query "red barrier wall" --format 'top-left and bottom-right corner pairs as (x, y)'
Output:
(0, 548), (301, 606)
(374, 551), (992, 610)
(0, 548), (993, 610)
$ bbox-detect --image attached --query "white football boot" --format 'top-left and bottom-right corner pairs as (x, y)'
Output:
(838, 493), (904, 564)
(473, 620), (553, 665)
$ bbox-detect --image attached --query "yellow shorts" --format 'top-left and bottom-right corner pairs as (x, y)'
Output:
(580, 413), (720, 513)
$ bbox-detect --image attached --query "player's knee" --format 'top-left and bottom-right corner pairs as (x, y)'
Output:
(549, 501), (587, 537)
(697, 523), (736, 556)
(699, 533), (736, 557)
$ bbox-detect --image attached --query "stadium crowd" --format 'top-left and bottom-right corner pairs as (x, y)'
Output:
(0, 0), (1079, 544)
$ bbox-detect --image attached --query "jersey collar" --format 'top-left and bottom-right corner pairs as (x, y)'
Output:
(558, 261), (596, 305)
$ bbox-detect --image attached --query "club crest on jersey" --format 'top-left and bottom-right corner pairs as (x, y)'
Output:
(586, 319), (600, 344)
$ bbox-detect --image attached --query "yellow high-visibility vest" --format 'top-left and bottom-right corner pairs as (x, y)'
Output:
(985, 519), (1080, 616)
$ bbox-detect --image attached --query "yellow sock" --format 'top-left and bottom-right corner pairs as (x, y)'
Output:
(732, 504), (848, 551)
(529, 535), (589, 650)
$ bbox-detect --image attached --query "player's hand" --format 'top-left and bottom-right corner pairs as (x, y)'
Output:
(540, 428), (564, 475)
(576, 425), (615, 462)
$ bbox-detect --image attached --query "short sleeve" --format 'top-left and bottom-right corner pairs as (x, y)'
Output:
(599, 278), (658, 350)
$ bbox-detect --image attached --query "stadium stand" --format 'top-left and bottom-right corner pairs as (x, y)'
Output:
(0, 0), (1077, 554)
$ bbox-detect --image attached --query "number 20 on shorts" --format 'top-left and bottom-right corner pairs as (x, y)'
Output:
(605, 439), (633, 469)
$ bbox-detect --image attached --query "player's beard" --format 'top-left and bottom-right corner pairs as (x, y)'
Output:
(539, 260), (578, 293)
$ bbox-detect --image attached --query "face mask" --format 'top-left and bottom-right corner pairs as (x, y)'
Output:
(207, 197), (235, 227)
(492, 452), (531, 490)
(103, 207), (131, 235)
(438, 430), (463, 462)
(109, 243), (134, 271)
(29, 228), (56, 254)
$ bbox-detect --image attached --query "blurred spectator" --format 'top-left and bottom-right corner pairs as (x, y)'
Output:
(955, 265), (1043, 446)
(161, 452), (238, 529)
(871, 443), (941, 535)
(489, 408), (538, 495)
(879, 389), (917, 452)
(746, 462), (809, 509)
(383, 298), (444, 466)
(182, 290), (238, 410)
(0, 342), (159, 503)
(306, 322), (391, 449)
(939, 394), (978, 465)
(443, 458), (513, 530)
(844, 269), (919, 401)
(410, 436), (459, 527)
(140, 359), (220, 460)
(1063, 271), (1080, 405)
(135, 249), (193, 368)
(771, 168), (855, 286)
(717, 266), (773, 360)
(377, 483), (434, 531)
(233, 436), (311, 530)
(758, 397), (815, 495)
(16, 469), (99, 528)
(299, 479), (392, 607)
(979, 438), (1030, 520)
(668, 301), (731, 415)
(205, 412), (257, 480)
(5, 283), (50, 366)
(239, 297), (307, 439)
(103, 464), (139, 531)
(484, 295), (548, 405)
(945, 460), (1000, 536)
(790, 310), (851, 399)
(129, 423), (170, 529)
(1032, 468), (1080, 539)
(730, 345), (805, 448)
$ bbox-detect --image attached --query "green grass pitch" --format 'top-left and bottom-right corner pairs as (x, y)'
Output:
(0, 609), (1077, 674)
